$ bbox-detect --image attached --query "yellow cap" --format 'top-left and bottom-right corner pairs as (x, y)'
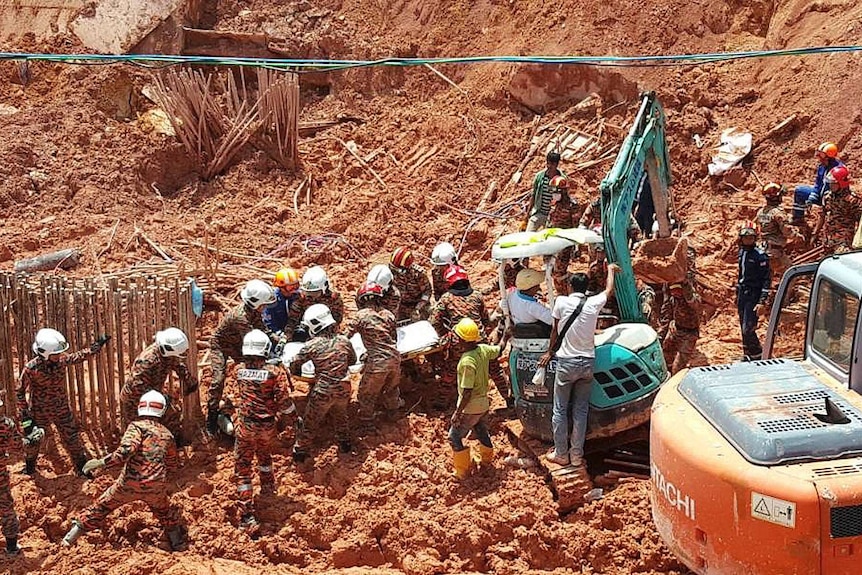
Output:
(515, 268), (545, 291)
(453, 317), (481, 342)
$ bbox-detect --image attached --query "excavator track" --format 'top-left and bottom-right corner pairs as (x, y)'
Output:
(504, 419), (650, 513)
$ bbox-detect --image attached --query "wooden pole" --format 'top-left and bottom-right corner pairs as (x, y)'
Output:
(71, 290), (87, 424)
(92, 288), (109, 436)
(113, 288), (126, 424)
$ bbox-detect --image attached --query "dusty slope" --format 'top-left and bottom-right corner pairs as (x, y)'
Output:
(0, 0), (861, 572)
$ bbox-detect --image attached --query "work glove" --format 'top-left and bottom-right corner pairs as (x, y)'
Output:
(183, 377), (199, 396)
(90, 334), (112, 353)
(758, 290), (769, 305)
(21, 418), (34, 437)
(22, 425), (44, 446)
(82, 458), (106, 476)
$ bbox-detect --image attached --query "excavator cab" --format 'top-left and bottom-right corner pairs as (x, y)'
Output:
(651, 252), (862, 575)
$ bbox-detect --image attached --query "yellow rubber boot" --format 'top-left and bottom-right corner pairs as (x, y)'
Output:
(452, 448), (473, 480)
(478, 445), (494, 466)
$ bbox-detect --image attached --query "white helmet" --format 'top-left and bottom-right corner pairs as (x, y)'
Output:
(430, 242), (457, 266)
(301, 266), (329, 294)
(138, 390), (167, 418)
(242, 329), (272, 357)
(302, 303), (335, 336)
(366, 264), (393, 290)
(155, 327), (189, 358)
(33, 328), (70, 358)
(241, 279), (277, 308)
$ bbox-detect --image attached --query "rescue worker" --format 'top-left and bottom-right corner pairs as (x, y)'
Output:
(449, 318), (499, 479)
(0, 396), (44, 555)
(289, 304), (357, 462)
(737, 220), (771, 361)
(660, 282), (701, 373)
(233, 330), (291, 532)
(795, 142), (845, 225)
(62, 390), (187, 551)
(547, 175), (580, 294)
(818, 166), (862, 252)
(286, 266), (345, 340)
(389, 247), (432, 322)
(345, 282), (401, 432)
(119, 328), (197, 435)
(263, 267), (301, 333)
(430, 242), (458, 302)
(757, 182), (802, 286)
(430, 265), (508, 406)
(523, 151), (565, 232)
(207, 280), (280, 436)
(577, 197), (601, 229)
(505, 269), (552, 330)
(17, 328), (110, 476)
(366, 264), (401, 318)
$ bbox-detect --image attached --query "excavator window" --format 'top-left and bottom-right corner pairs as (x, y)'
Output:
(810, 279), (857, 373)
(769, 272), (813, 360)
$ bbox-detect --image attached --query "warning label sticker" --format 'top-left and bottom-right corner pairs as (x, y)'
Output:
(751, 492), (796, 528)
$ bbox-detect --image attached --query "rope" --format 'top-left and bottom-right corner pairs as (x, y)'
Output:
(2, 44), (861, 71)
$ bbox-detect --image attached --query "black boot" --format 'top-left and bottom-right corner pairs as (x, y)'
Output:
(5, 537), (19, 556)
(291, 447), (307, 463)
(166, 526), (187, 551)
(205, 410), (219, 436)
(338, 440), (352, 454)
(22, 458), (36, 476)
(73, 456), (88, 477)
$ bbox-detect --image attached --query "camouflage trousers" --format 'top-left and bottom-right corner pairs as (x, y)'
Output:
(358, 358), (401, 423)
(766, 246), (791, 287)
(552, 246), (575, 296)
(295, 381), (351, 451)
(119, 385), (182, 438)
(0, 467), (18, 540)
(234, 417), (276, 517)
(26, 405), (87, 464)
(207, 346), (241, 412)
(663, 324), (699, 373)
(80, 479), (179, 531)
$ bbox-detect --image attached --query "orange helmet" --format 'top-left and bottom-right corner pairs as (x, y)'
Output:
(761, 182), (784, 199)
(444, 264), (469, 287)
(390, 247), (414, 269)
(816, 142), (839, 159)
(273, 268), (300, 291)
(549, 175), (569, 190)
(739, 220), (758, 237)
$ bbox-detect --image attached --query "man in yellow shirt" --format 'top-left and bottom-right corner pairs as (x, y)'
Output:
(449, 318), (500, 479)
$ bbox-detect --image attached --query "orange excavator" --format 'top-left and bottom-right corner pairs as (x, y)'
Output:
(651, 254), (862, 574)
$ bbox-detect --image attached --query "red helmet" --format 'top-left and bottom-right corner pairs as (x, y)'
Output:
(356, 281), (384, 304)
(761, 182), (784, 199)
(549, 175), (569, 190)
(826, 165), (851, 188)
(817, 142), (839, 159)
(444, 264), (469, 287)
(739, 220), (758, 237)
(390, 247), (414, 269)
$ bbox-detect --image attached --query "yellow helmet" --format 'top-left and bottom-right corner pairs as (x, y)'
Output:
(273, 267), (300, 292)
(453, 317), (481, 342)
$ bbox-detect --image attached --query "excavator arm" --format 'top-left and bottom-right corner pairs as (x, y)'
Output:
(599, 91), (673, 323)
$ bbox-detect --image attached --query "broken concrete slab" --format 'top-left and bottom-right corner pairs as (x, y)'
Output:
(71, 0), (185, 53)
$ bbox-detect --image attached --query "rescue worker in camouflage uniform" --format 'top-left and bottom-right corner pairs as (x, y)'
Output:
(660, 281), (701, 373)
(120, 328), (197, 434)
(286, 266), (345, 340)
(0, 396), (44, 555)
(263, 267), (301, 333)
(430, 265), (508, 407)
(389, 247), (432, 321)
(737, 220), (771, 361)
(345, 282), (401, 433)
(757, 182), (802, 287)
(366, 264), (401, 319)
(17, 328), (110, 476)
(818, 166), (862, 253)
(233, 330), (291, 532)
(547, 175), (581, 295)
(207, 280), (280, 436)
(430, 242), (458, 302)
(578, 197), (601, 229)
(62, 390), (187, 551)
(289, 304), (357, 462)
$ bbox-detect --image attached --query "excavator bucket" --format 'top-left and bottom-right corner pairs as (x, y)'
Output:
(631, 236), (689, 284)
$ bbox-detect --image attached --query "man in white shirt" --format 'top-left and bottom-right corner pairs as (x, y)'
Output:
(505, 269), (553, 327)
(538, 263), (620, 466)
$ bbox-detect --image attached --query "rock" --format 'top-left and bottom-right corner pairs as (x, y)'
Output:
(465, 220), (489, 247)
(0, 245), (11, 262)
